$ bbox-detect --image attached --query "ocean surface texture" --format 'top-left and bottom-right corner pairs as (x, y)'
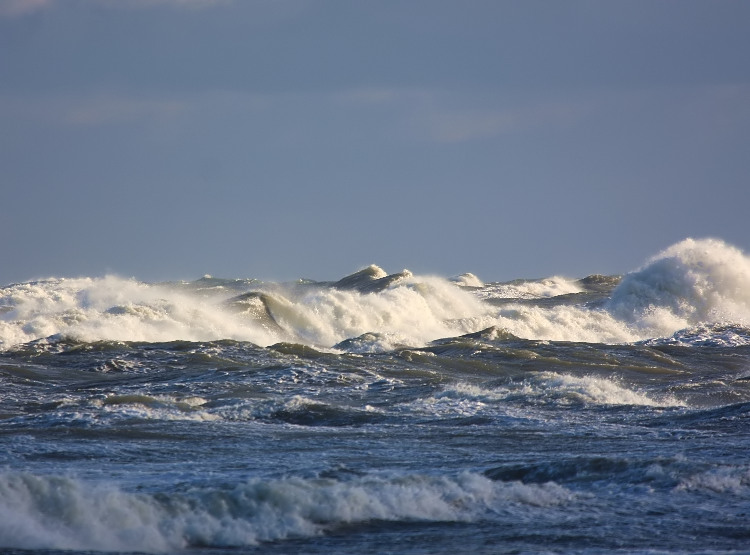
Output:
(2, 237), (750, 554)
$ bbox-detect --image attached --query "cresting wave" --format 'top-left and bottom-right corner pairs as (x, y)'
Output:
(608, 238), (750, 336)
(1, 238), (750, 350)
(0, 470), (571, 552)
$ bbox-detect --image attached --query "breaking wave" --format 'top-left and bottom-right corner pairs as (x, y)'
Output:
(608, 238), (750, 335)
(1, 238), (749, 349)
(0, 471), (571, 552)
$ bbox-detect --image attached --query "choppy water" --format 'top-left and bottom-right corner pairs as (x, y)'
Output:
(2, 237), (750, 553)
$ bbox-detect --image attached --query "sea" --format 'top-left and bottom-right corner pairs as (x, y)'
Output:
(2, 237), (750, 554)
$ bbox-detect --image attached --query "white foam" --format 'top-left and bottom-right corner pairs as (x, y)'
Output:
(527, 372), (684, 407)
(479, 276), (583, 300)
(675, 467), (750, 495)
(0, 471), (573, 552)
(3, 238), (749, 349)
(95, 394), (219, 422)
(484, 304), (638, 344)
(450, 272), (485, 288)
(608, 238), (750, 336)
(475, 238), (750, 345)
(0, 276), (280, 349)
(418, 375), (682, 412)
(0, 274), (491, 350)
(271, 275), (489, 348)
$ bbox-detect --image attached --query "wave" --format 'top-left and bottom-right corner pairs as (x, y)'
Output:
(477, 276), (584, 301)
(0, 276), (281, 348)
(0, 470), (572, 552)
(481, 238), (750, 345)
(675, 465), (750, 496)
(0, 269), (489, 351)
(414, 373), (682, 415)
(639, 323), (750, 348)
(2, 238), (749, 349)
(450, 272), (484, 288)
(607, 238), (750, 335)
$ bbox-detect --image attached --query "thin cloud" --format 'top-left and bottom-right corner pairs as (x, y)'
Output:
(63, 95), (189, 125)
(420, 101), (589, 144)
(97, 0), (232, 8)
(0, 0), (231, 17)
(0, 0), (53, 17)
(0, 93), (190, 125)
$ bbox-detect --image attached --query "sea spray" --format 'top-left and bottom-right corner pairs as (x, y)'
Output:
(0, 271), (489, 350)
(608, 238), (750, 334)
(2, 238), (750, 350)
(0, 471), (572, 552)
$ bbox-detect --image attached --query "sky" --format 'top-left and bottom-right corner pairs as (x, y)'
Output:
(2, 0), (749, 285)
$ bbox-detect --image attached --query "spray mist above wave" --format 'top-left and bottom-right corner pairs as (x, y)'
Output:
(1, 238), (749, 349)
(0, 268), (490, 350)
(488, 238), (750, 344)
(0, 276), (282, 348)
(607, 238), (750, 337)
(477, 276), (584, 300)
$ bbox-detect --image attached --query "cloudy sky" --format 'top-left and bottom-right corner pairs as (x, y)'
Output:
(2, 0), (749, 284)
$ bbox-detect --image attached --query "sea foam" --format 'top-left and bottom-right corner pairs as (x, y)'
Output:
(0, 271), (489, 350)
(481, 238), (750, 345)
(0, 276), (280, 348)
(608, 238), (750, 335)
(0, 471), (572, 552)
(2, 239), (749, 350)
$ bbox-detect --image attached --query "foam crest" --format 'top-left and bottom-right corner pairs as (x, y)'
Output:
(608, 238), (750, 336)
(3, 239), (749, 350)
(265, 275), (488, 348)
(479, 276), (583, 300)
(479, 238), (750, 345)
(95, 394), (219, 422)
(450, 272), (484, 288)
(487, 304), (638, 344)
(675, 466), (750, 495)
(641, 323), (750, 348)
(527, 372), (683, 407)
(0, 276), (279, 349)
(420, 375), (681, 412)
(0, 273), (489, 350)
(0, 471), (572, 552)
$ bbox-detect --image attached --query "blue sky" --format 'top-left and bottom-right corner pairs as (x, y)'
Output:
(2, 0), (749, 284)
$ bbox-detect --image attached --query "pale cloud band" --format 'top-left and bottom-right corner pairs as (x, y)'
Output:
(4, 83), (747, 148)
(0, 0), (52, 17)
(0, 0), (231, 17)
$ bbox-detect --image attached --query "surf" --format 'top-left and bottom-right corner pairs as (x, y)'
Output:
(1, 238), (749, 350)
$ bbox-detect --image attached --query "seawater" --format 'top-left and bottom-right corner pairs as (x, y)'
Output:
(2, 237), (750, 554)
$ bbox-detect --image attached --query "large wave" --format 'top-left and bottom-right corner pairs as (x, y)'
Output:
(483, 238), (750, 345)
(0, 271), (488, 350)
(1, 238), (749, 349)
(607, 238), (750, 335)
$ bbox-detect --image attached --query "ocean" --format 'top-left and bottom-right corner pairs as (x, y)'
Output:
(2, 237), (750, 554)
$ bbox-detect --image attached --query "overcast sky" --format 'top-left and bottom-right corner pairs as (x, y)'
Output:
(2, 0), (749, 284)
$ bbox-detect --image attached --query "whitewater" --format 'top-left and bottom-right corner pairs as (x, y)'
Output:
(2, 237), (750, 553)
